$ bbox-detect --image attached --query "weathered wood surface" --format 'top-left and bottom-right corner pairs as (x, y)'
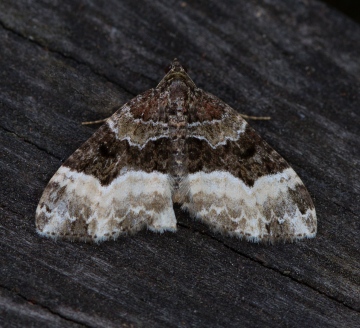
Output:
(0, 0), (359, 327)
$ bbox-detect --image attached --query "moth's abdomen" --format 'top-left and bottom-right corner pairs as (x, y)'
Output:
(167, 81), (190, 197)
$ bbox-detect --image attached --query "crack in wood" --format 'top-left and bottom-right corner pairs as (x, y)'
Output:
(0, 125), (63, 161)
(0, 284), (90, 327)
(177, 222), (360, 313)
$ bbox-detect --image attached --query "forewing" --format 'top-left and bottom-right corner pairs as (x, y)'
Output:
(181, 90), (317, 243)
(36, 89), (176, 242)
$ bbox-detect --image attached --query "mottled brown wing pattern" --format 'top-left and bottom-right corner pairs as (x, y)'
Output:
(181, 91), (316, 242)
(36, 89), (177, 242)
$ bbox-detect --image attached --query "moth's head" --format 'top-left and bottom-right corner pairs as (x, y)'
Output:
(157, 58), (196, 89)
(166, 58), (187, 73)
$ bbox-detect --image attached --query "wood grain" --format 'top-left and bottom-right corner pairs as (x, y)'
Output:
(0, 0), (359, 327)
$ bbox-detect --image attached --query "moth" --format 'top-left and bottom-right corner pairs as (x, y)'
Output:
(36, 59), (317, 243)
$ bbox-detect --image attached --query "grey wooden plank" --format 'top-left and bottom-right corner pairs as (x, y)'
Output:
(0, 286), (85, 328)
(0, 0), (359, 327)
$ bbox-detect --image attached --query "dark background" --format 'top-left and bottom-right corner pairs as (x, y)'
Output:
(324, 0), (360, 23)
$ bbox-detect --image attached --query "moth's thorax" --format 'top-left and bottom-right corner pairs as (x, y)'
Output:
(168, 80), (189, 112)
